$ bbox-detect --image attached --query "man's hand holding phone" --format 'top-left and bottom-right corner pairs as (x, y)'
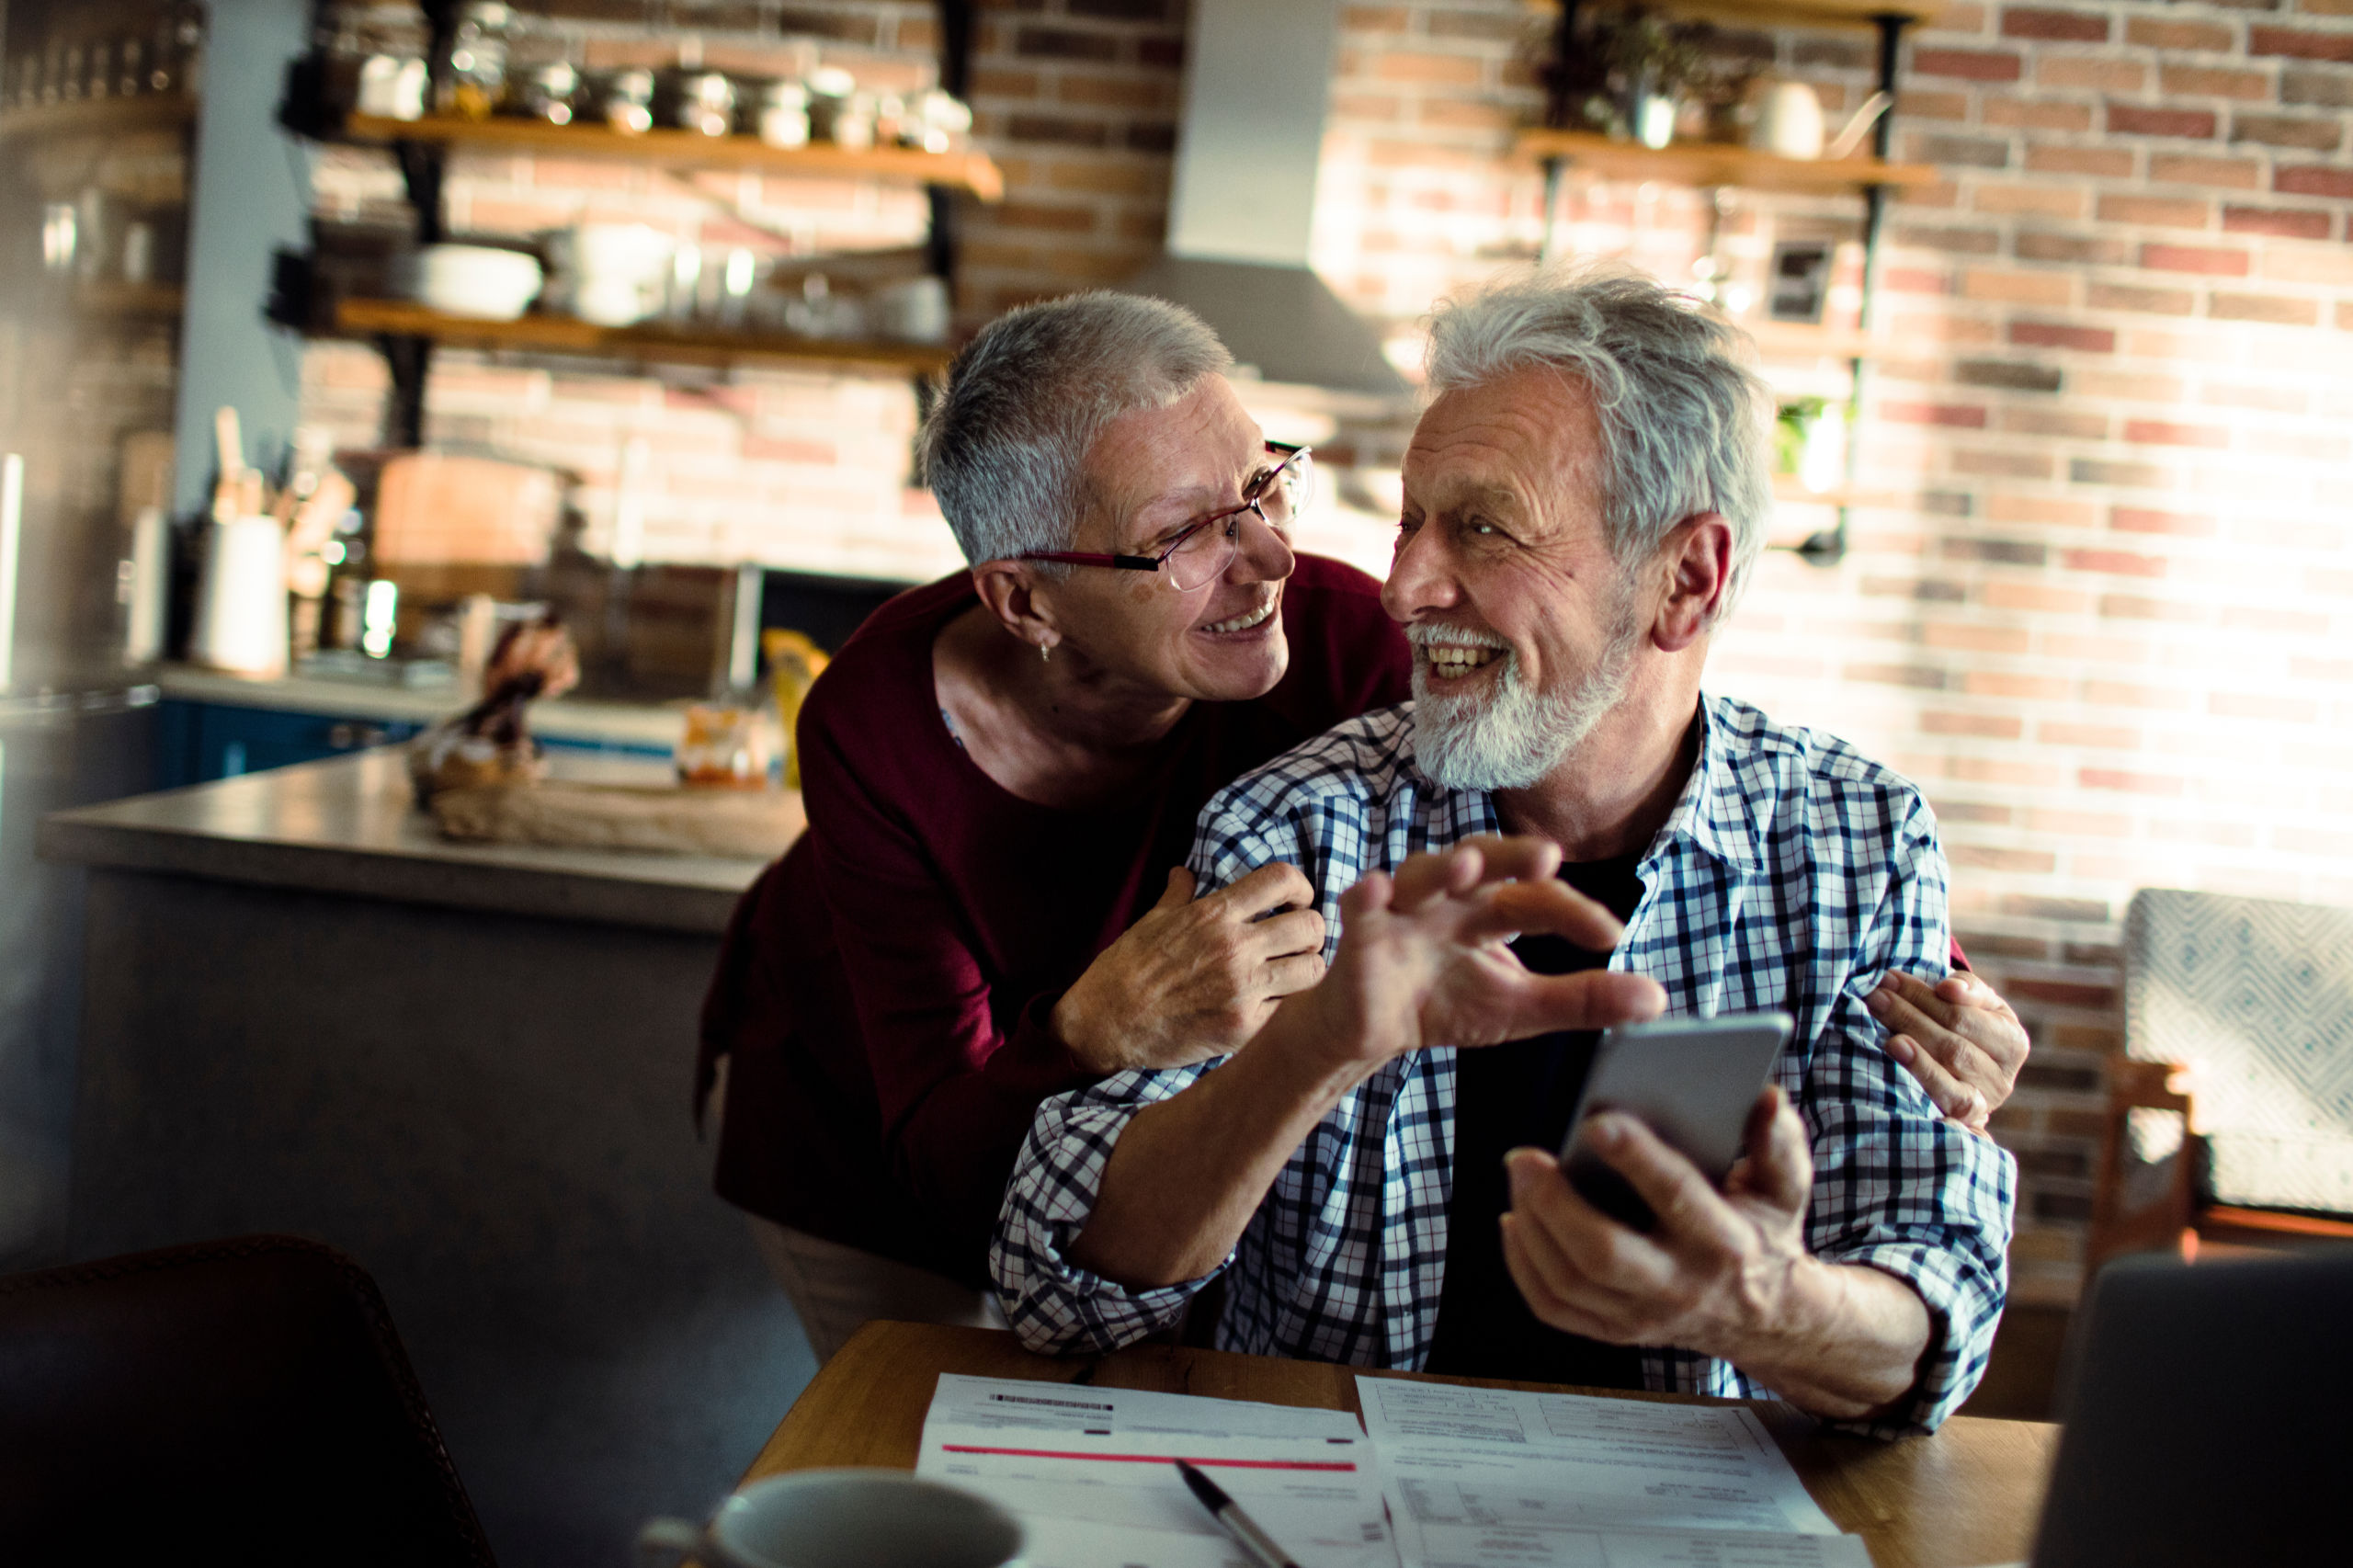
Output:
(1500, 1059), (1938, 1424)
(1499, 1085), (1818, 1360)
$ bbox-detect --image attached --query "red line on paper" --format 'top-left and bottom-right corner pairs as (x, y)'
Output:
(938, 1446), (1357, 1471)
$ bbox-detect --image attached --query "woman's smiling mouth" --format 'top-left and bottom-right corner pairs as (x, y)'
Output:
(1202, 598), (1277, 635)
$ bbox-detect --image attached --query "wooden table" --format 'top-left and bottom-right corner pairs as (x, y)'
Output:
(745, 1323), (2057, 1568)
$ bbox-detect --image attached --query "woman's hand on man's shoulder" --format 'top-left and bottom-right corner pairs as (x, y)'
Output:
(1051, 862), (1330, 1076)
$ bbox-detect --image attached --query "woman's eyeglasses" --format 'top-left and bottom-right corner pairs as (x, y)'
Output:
(1017, 442), (1313, 593)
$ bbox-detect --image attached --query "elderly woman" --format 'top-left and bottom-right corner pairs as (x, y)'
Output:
(697, 291), (2027, 1361)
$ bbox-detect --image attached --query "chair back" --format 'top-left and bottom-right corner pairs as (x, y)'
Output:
(2124, 888), (2353, 1216)
(0, 1234), (496, 1565)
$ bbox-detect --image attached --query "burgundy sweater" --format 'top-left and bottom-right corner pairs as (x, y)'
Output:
(699, 557), (1414, 1286)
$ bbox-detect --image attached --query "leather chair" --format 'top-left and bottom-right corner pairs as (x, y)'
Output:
(0, 1234), (497, 1564)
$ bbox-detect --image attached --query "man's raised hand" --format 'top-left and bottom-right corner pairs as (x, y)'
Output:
(1299, 836), (1665, 1076)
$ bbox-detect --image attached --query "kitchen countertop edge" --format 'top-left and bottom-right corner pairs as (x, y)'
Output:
(40, 812), (746, 933)
(38, 751), (773, 936)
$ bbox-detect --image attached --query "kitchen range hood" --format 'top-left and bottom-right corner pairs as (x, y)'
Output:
(1121, 0), (1412, 400)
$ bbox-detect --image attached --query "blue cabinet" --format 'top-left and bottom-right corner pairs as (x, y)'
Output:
(153, 698), (675, 789)
(153, 700), (426, 790)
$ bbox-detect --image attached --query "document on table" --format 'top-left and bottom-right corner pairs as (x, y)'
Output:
(1355, 1376), (1871, 1568)
(915, 1373), (1396, 1568)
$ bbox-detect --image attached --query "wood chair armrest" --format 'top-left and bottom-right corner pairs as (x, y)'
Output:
(2090, 1058), (2199, 1270)
(2109, 1058), (2198, 1123)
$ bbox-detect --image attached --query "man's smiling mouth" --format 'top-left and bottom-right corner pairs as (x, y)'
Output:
(1410, 624), (1508, 680)
(1423, 643), (1504, 678)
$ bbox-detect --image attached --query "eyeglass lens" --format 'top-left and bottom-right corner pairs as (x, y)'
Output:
(1164, 451), (1313, 592)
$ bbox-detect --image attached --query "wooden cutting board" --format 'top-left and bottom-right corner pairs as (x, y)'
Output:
(430, 780), (805, 860)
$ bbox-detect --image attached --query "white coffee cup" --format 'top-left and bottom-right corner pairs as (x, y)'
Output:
(638, 1470), (1025, 1568)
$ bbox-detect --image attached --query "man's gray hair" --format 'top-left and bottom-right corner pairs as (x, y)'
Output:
(919, 291), (1233, 569)
(1425, 265), (1773, 614)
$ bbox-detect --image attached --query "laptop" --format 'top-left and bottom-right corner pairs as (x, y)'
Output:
(2029, 1246), (2353, 1565)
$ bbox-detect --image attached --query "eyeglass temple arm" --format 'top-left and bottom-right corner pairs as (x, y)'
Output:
(1018, 550), (1163, 571)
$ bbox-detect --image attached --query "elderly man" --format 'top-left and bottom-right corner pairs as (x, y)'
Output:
(993, 267), (2017, 1436)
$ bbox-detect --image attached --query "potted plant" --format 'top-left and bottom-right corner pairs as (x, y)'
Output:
(1541, 5), (1717, 148)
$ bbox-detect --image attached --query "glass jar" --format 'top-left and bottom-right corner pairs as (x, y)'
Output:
(438, 1), (511, 120)
(804, 65), (854, 143)
(601, 67), (654, 135)
(148, 4), (204, 96)
(518, 61), (579, 125)
(908, 89), (973, 153)
(831, 91), (878, 151)
(669, 70), (735, 137)
(755, 79), (809, 149)
(676, 705), (768, 790)
(146, 20), (173, 94)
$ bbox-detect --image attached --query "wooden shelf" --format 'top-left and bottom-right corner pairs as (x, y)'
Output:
(1518, 128), (1937, 192)
(0, 92), (196, 144)
(334, 296), (955, 376)
(339, 114), (1005, 200)
(1523, 0), (1941, 30)
(78, 281), (186, 317)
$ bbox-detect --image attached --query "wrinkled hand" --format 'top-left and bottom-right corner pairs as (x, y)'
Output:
(1052, 863), (1328, 1075)
(1500, 1085), (1812, 1358)
(1300, 837), (1665, 1076)
(1866, 970), (2029, 1132)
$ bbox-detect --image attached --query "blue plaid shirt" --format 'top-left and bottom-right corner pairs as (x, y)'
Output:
(994, 695), (2016, 1436)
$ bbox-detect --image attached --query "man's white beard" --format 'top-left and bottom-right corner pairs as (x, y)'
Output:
(1410, 597), (1643, 792)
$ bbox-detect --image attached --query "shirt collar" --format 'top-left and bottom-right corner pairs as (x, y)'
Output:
(1640, 694), (1759, 875)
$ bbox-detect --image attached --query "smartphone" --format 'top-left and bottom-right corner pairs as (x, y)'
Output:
(1556, 1011), (1794, 1233)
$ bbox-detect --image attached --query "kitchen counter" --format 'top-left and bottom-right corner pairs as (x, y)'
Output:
(42, 746), (813, 1555)
(40, 747), (789, 934)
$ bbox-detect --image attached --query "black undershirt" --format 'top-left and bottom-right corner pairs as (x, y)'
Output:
(1424, 853), (1646, 1387)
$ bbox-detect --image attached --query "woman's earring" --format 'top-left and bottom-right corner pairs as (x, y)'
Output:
(1039, 642), (1052, 664)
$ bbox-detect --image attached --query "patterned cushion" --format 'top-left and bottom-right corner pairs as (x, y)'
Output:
(2124, 889), (2353, 1216)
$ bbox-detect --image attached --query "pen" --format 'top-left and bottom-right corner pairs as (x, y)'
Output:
(1175, 1458), (1302, 1568)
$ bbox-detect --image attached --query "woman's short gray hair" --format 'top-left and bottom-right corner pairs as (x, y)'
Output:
(919, 291), (1233, 569)
(1425, 265), (1772, 616)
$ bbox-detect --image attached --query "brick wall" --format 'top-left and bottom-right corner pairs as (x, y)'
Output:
(1313, 0), (2353, 1301)
(1712, 0), (2351, 1303)
(298, 0), (2353, 1299)
(957, 0), (1187, 316)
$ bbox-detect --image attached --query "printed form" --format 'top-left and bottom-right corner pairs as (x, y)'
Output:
(1354, 1377), (1871, 1568)
(915, 1373), (1396, 1568)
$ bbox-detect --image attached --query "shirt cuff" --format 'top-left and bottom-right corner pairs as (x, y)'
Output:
(1824, 1237), (2009, 1437)
(991, 1071), (1225, 1356)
